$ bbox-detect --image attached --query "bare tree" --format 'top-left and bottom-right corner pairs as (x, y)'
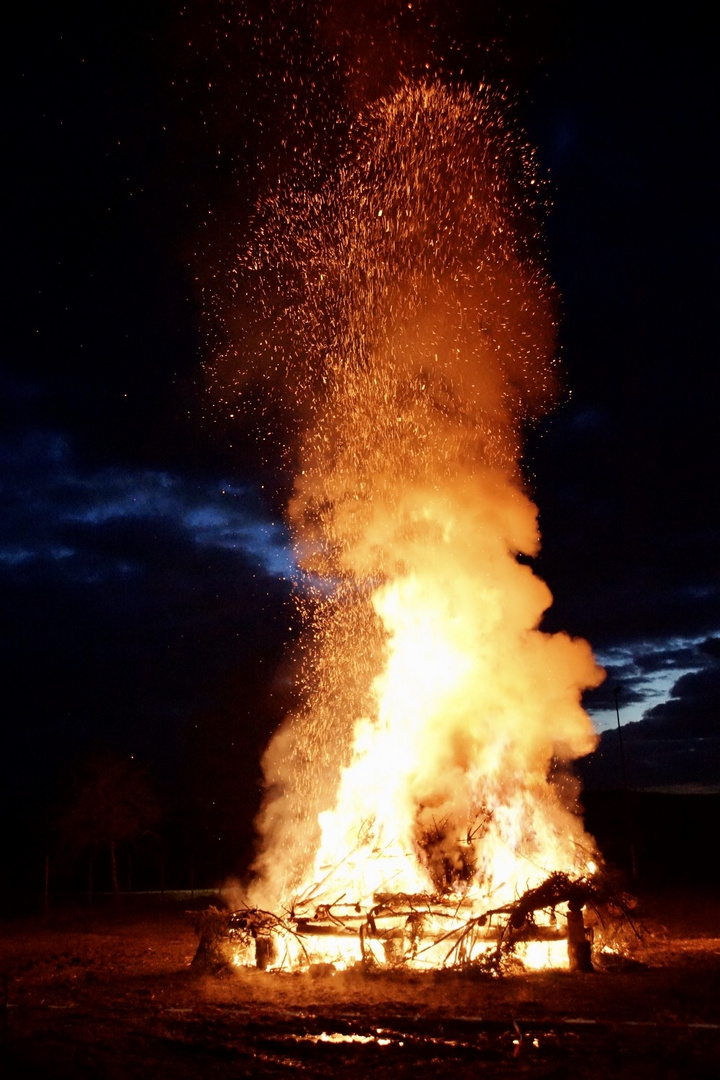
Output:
(58, 753), (160, 897)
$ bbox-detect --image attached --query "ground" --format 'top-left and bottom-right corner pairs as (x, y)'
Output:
(2, 891), (719, 1077)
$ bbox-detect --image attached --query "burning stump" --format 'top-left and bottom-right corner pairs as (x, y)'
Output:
(189, 908), (236, 974)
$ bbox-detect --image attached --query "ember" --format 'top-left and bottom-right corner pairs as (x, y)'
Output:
(220, 81), (605, 971)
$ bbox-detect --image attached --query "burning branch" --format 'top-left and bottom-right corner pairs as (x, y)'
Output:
(194, 868), (643, 975)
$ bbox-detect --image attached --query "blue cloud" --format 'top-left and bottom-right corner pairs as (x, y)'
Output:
(0, 428), (295, 583)
(585, 636), (713, 732)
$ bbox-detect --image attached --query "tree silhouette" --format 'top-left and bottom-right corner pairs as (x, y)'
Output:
(58, 753), (160, 896)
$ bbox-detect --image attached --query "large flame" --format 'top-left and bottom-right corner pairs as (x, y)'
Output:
(229, 82), (603, 958)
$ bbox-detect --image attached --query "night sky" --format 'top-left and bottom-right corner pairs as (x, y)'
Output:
(3, 2), (718, 882)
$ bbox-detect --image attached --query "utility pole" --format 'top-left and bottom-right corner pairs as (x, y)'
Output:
(613, 685), (638, 879)
(44, 853), (50, 918)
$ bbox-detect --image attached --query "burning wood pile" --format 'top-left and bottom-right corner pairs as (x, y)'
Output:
(193, 870), (639, 976)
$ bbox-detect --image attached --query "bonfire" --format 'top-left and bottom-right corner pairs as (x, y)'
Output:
(206, 81), (611, 974)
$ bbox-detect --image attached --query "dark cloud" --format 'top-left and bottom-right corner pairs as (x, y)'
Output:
(581, 636), (716, 734)
(578, 637), (720, 789)
(0, 427), (294, 583)
(639, 649), (720, 740)
(633, 642), (707, 673)
(584, 676), (646, 712)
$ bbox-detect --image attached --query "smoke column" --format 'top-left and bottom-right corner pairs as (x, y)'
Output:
(226, 79), (603, 912)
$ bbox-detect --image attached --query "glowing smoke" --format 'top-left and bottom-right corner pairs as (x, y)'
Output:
(228, 81), (603, 911)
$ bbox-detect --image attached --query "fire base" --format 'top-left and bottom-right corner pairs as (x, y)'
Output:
(207, 873), (607, 974)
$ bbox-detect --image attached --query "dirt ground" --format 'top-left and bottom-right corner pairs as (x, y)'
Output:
(2, 891), (719, 1078)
